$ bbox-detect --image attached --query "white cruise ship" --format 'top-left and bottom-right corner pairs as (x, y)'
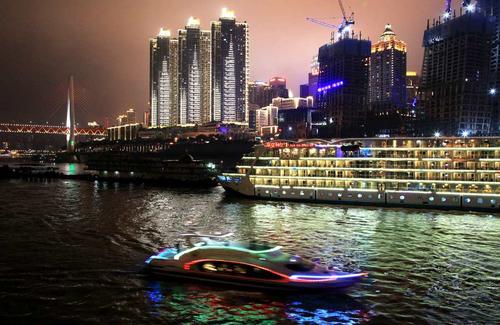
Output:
(218, 137), (500, 211)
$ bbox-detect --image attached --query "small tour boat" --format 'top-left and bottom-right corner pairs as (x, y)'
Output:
(144, 233), (367, 290)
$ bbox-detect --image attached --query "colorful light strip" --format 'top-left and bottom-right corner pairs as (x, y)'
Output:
(182, 258), (368, 283)
(173, 245), (282, 260)
(289, 273), (368, 281)
(318, 81), (344, 93)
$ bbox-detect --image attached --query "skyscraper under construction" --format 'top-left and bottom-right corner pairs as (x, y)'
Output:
(317, 35), (371, 137)
(420, 3), (494, 136)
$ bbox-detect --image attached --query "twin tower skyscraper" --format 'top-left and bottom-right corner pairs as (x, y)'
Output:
(149, 8), (249, 127)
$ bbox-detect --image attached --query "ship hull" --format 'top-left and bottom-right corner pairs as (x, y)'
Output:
(219, 175), (499, 212)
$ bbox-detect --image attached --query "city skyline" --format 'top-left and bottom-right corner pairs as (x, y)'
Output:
(1, 0), (462, 124)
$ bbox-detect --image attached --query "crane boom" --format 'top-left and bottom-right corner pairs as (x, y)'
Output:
(306, 17), (339, 30)
(338, 0), (347, 20)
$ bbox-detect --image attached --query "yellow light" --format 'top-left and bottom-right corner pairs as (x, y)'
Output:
(221, 7), (235, 19)
(187, 17), (200, 27)
(158, 28), (171, 37)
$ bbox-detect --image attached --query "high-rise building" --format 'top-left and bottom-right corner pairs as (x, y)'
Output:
(255, 105), (278, 135)
(143, 110), (151, 128)
(149, 28), (179, 127)
(126, 108), (136, 124)
(211, 8), (249, 124)
(299, 84), (309, 98)
(478, 0), (499, 134)
(248, 81), (273, 108)
(179, 17), (211, 125)
(317, 36), (371, 137)
(420, 7), (494, 136)
(269, 77), (289, 98)
(368, 24), (407, 136)
(405, 71), (420, 135)
(309, 56), (320, 99)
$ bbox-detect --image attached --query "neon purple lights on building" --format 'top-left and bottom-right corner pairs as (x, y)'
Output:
(317, 81), (344, 93)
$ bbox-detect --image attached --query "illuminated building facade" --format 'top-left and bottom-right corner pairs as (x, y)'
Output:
(272, 97), (314, 110)
(255, 105), (278, 135)
(179, 18), (211, 125)
(211, 8), (249, 124)
(317, 37), (371, 137)
(368, 24), (408, 136)
(150, 28), (179, 127)
(421, 10), (494, 136)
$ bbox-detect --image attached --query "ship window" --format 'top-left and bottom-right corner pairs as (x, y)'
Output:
(399, 195), (405, 201)
(429, 196), (435, 202)
(357, 194), (363, 199)
(300, 191), (305, 196)
(491, 199), (496, 205)
(282, 191), (286, 195)
(265, 190), (269, 194)
(338, 193), (342, 198)
(194, 261), (283, 280)
(441, 197), (447, 202)
(285, 261), (315, 272)
(477, 198), (484, 204)
(465, 198), (471, 203)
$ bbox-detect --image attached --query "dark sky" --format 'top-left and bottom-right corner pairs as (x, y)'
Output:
(0, 0), (451, 125)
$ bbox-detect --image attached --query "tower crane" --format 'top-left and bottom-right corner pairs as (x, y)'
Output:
(306, 0), (355, 40)
(443, 0), (452, 20)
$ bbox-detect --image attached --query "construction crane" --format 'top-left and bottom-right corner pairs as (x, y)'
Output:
(306, 0), (355, 40)
(443, 0), (452, 20)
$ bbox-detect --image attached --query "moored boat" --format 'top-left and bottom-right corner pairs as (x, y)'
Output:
(218, 137), (500, 211)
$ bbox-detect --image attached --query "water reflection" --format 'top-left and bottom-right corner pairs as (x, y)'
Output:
(0, 179), (498, 323)
(145, 279), (371, 324)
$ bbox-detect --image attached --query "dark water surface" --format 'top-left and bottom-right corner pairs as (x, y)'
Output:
(0, 178), (498, 324)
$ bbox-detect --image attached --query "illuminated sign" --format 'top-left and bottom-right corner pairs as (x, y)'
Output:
(317, 81), (344, 93)
(264, 142), (316, 149)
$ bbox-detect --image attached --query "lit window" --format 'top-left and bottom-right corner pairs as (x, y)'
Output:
(300, 191), (305, 196)
(491, 199), (496, 205)
(337, 193), (342, 198)
(357, 194), (363, 199)
(477, 198), (484, 204)
(399, 195), (405, 201)
(441, 197), (447, 202)
(465, 198), (471, 203)
(429, 196), (435, 202)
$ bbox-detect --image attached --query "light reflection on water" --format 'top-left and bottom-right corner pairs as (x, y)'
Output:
(0, 178), (498, 324)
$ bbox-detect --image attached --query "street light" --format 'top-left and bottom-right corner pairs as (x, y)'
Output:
(461, 130), (470, 138)
(434, 131), (441, 138)
(489, 88), (497, 96)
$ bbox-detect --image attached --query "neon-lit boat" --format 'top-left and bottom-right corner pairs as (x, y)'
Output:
(144, 233), (367, 290)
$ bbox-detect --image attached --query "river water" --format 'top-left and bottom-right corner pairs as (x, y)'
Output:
(0, 175), (498, 324)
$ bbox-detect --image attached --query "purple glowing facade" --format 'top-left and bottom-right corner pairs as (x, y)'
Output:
(317, 81), (344, 93)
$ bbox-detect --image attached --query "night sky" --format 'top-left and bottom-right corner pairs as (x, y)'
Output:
(0, 0), (452, 125)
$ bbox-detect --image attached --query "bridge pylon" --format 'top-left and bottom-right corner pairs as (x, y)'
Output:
(66, 75), (76, 152)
